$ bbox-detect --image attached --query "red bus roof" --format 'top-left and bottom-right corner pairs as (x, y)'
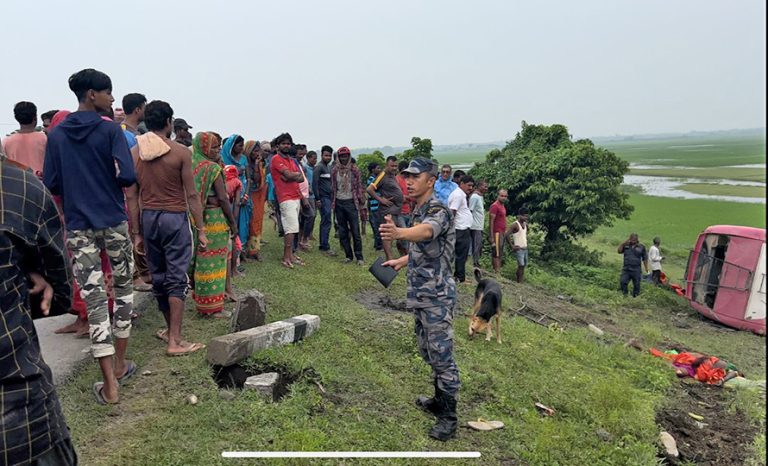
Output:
(703, 225), (766, 241)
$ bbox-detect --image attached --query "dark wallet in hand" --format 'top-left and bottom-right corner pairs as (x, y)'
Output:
(369, 256), (398, 288)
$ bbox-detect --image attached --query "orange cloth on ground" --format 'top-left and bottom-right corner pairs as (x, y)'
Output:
(694, 357), (726, 384)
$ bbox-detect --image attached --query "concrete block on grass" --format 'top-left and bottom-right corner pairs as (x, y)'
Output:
(230, 290), (267, 332)
(207, 314), (320, 366)
(244, 373), (281, 400)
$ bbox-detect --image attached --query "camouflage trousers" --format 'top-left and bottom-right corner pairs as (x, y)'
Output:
(67, 222), (134, 359)
(414, 304), (461, 397)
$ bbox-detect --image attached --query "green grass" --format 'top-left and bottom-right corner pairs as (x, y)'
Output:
(581, 194), (766, 281)
(599, 134), (766, 167)
(630, 167), (766, 182)
(679, 183), (766, 198)
(55, 215), (766, 466)
(432, 150), (488, 168)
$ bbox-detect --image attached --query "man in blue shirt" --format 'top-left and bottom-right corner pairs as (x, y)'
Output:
(120, 92), (152, 292)
(44, 68), (138, 405)
(366, 162), (383, 251)
(434, 164), (458, 206)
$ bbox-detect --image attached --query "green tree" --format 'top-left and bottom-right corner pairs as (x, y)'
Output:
(470, 122), (633, 254)
(356, 150), (385, 180)
(400, 137), (435, 165)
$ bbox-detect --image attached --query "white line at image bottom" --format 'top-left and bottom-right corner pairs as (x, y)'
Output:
(222, 451), (481, 458)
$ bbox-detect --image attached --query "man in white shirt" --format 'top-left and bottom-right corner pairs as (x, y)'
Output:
(468, 180), (487, 268)
(448, 175), (475, 283)
(649, 236), (663, 285)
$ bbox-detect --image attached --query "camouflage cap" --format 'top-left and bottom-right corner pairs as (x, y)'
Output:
(401, 157), (438, 177)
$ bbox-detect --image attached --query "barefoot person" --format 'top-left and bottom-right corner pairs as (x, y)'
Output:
(381, 157), (459, 441)
(506, 207), (529, 283)
(488, 189), (508, 273)
(191, 132), (237, 317)
(126, 100), (207, 355)
(270, 133), (305, 269)
(44, 68), (137, 404)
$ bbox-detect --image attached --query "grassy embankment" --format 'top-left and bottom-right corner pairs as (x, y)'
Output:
(57, 212), (766, 465)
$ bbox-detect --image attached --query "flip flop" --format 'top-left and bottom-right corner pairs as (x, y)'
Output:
(92, 382), (118, 405)
(155, 328), (169, 343)
(166, 342), (206, 357)
(281, 260), (294, 269)
(117, 361), (138, 384)
(467, 418), (504, 431)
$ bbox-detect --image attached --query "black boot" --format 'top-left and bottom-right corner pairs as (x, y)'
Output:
(428, 392), (458, 441)
(415, 381), (441, 415)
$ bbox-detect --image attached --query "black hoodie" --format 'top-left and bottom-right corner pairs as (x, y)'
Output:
(43, 111), (136, 230)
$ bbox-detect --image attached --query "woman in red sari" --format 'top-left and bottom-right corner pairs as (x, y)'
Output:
(245, 140), (268, 260)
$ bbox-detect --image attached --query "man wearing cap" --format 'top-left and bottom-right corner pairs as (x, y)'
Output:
(380, 157), (459, 441)
(331, 146), (365, 265)
(172, 118), (193, 147)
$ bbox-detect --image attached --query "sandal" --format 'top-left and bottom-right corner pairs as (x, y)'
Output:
(93, 382), (118, 405)
(155, 328), (169, 343)
(467, 418), (504, 431)
(292, 256), (305, 266)
(281, 260), (294, 269)
(117, 361), (138, 383)
(166, 342), (206, 357)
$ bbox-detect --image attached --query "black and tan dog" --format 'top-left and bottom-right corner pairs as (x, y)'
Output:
(468, 268), (502, 343)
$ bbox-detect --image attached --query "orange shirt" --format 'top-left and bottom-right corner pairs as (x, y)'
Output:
(2, 132), (47, 174)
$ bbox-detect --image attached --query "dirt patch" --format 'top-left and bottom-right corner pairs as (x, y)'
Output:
(354, 290), (409, 313)
(211, 362), (320, 402)
(656, 381), (758, 465)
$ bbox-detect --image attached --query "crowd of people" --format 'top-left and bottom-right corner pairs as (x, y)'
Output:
(0, 67), (540, 462)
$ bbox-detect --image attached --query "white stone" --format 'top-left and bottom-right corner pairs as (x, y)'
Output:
(244, 373), (281, 399)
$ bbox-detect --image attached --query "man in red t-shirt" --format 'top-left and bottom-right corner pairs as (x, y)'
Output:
(269, 133), (304, 269)
(396, 160), (414, 226)
(487, 189), (509, 272)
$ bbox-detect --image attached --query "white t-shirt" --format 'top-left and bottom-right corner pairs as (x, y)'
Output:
(448, 187), (473, 230)
(649, 245), (663, 271)
(468, 192), (485, 230)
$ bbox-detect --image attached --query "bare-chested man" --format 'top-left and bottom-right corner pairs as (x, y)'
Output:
(126, 100), (207, 356)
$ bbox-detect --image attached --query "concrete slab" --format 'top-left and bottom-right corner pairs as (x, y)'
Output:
(244, 372), (280, 400)
(35, 291), (153, 385)
(207, 314), (320, 366)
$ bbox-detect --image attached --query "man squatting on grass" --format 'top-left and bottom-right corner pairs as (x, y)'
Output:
(381, 157), (460, 441)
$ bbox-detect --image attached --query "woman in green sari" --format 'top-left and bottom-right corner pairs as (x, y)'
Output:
(191, 132), (238, 317)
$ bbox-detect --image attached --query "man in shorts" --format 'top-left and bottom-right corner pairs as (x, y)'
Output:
(506, 207), (529, 283)
(269, 133), (305, 268)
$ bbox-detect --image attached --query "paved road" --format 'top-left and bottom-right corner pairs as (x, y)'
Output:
(34, 292), (152, 385)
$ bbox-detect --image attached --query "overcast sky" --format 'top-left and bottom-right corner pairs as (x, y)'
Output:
(1, 0), (765, 149)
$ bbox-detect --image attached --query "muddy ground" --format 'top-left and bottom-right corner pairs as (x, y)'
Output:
(657, 380), (758, 465)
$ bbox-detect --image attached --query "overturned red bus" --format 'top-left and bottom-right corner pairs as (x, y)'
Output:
(684, 225), (766, 335)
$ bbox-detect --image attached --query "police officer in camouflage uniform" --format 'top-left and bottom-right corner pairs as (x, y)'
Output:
(381, 157), (459, 441)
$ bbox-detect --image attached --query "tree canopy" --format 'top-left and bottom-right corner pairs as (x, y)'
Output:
(355, 150), (385, 180)
(399, 137), (434, 165)
(469, 122), (633, 251)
